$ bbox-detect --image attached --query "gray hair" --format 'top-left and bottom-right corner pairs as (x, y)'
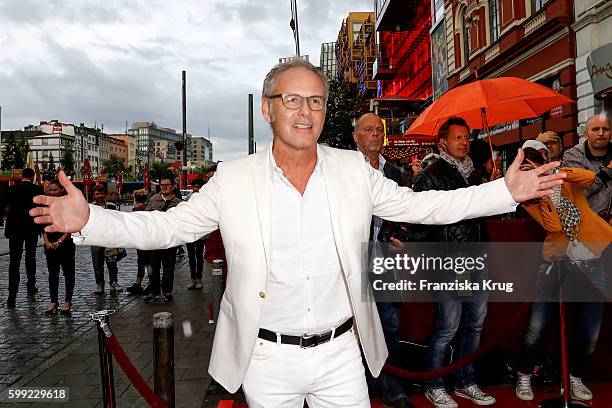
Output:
(262, 58), (329, 99)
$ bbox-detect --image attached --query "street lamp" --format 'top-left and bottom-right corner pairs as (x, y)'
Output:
(290, 0), (301, 56)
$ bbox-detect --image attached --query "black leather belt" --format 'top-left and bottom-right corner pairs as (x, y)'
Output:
(258, 317), (354, 349)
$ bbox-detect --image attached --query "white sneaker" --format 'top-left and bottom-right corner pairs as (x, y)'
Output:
(195, 279), (203, 289)
(94, 284), (104, 294)
(455, 385), (496, 406)
(187, 279), (196, 290)
(570, 375), (593, 401)
(110, 282), (123, 292)
(425, 388), (458, 408)
(516, 374), (534, 401)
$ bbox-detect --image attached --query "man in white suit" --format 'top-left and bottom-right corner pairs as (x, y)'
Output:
(31, 58), (565, 407)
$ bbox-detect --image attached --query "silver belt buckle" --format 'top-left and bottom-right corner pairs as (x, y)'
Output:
(300, 333), (317, 349)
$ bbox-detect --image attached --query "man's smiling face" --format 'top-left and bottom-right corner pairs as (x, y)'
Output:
(262, 67), (326, 152)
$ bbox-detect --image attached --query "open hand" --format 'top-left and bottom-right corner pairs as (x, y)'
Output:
(29, 171), (90, 233)
(504, 149), (565, 203)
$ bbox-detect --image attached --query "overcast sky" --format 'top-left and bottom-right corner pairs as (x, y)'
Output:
(0, 0), (373, 161)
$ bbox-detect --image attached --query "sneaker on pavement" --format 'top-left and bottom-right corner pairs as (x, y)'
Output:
(163, 293), (173, 302)
(187, 279), (196, 290)
(144, 293), (162, 304)
(94, 285), (104, 295)
(516, 374), (534, 401)
(126, 283), (144, 295)
(425, 388), (458, 408)
(110, 282), (123, 292)
(570, 375), (593, 401)
(195, 279), (203, 290)
(455, 385), (496, 406)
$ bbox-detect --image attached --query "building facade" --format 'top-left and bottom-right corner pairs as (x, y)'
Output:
(442, 0), (577, 152)
(279, 55), (310, 64)
(24, 120), (101, 177)
(110, 134), (136, 170)
(108, 135), (128, 167)
(319, 42), (337, 79)
(129, 122), (192, 166)
(336, 12), (376, 87)
(374, 0), (433, 100)
(191, 136), (213, 169)
(574, 0), (612, 132)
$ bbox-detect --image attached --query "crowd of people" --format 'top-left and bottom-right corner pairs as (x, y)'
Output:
(356, 110), (611, 407)
(3, 57), (611, 407)
(0, 166), (223, 316)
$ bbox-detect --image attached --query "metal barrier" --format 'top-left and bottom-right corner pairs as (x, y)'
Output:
(209, 259), (225, 324)
(92, 310), (172, 408)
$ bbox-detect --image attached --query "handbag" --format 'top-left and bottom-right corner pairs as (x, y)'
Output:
(104, 247), (127, 263)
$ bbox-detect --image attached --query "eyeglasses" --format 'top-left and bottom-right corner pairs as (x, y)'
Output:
(160, 183), (173, 187)
(267, 93), (326, 111)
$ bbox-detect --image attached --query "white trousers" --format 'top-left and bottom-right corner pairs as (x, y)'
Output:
(241, 329), (370, 408)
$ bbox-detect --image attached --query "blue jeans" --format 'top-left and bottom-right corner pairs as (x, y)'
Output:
(425, 296), (487, 391)
(91, 246), (118, 285)
(377, 302), (407, 403)
(518, 260), (605, 378)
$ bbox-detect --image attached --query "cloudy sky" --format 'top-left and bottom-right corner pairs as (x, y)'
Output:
(0, 0), (373, 161)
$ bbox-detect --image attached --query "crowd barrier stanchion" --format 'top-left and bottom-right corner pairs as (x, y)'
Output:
(539, 259), (588, 408)
(209, 259), (224, 324)
(153, 312), (175, 408)
(91, 310), (117, 408)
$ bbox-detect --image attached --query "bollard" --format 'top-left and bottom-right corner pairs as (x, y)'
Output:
(153, 312), (175, 408)
(209, 259), (224, 324)
(91, 310), (117, 408)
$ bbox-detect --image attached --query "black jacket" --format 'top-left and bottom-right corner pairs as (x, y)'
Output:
(412, 159), (484, 243)
(1, 181), (44, 239)
(376, 160), (415, 242)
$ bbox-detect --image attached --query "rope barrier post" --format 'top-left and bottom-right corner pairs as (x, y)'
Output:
(153, 312), (175, 408)
(209, 259), (224, 324)
(91, 310), (117, 408)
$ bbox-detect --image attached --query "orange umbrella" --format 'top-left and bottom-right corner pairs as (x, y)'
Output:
(407, 77), (573, 137)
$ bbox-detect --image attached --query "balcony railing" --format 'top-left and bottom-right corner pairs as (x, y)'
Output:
(373, 55), (397, 80)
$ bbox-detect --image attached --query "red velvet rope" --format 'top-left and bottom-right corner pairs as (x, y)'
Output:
(384, 299), (532, 379)
(104, 335), (168, 408)
(384, 258), (608, 380)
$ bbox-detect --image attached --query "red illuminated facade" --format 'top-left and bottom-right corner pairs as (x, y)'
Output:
(374, 0), (433, 100)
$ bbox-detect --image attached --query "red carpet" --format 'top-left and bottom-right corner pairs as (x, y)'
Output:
(217, 381), (611, 407)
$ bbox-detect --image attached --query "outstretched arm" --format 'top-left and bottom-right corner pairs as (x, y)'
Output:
(370, 149), (565, 225)
(30, 170), (221, 250)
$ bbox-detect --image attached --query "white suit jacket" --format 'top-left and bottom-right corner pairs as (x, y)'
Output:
(76, 144), (517, 392)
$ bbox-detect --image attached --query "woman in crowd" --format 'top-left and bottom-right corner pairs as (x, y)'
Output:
(43, 179), (76, 316)
(516, 147), (612, 402)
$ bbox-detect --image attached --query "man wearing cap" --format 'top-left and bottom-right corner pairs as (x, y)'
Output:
(537, 131), (563, 162)
(522, 140), (551, 163)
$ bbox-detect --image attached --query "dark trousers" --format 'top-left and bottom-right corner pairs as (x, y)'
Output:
(136, 250), (150, 279)
(187, 239), (204, 280)
(91, 246), (118, 285)
(8, 235), (39, 303)
(149, 247), (178, 295)
(377, 302), (407, 403)
(518, 260), (606, 378)
(45, 242), (76, 303)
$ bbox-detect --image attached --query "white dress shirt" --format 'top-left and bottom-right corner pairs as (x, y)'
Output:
(260, 145), (353, 335)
